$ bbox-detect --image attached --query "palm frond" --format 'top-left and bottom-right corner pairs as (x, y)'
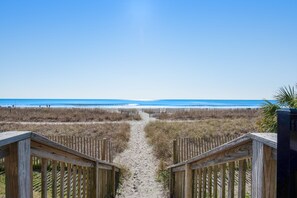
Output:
(262, 100), (280, 117)
(274, 85), (297, 107)
(257, 100), (280, 132)
(259, 83), (297, 132)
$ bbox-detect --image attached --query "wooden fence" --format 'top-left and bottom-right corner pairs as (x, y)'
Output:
(46, 135), (113, 162)
(173, 134), (240, 164)
(0, 131), (120, 198)
(168, 133), (277, 198)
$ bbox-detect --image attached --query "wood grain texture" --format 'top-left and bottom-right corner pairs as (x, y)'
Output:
(5, 139), (31, 198)
(52, 160), (58, 198)
(213, 165), (218, 198)
(238, 160), (246, 198)
(227, 162), (235, 198)
(219, 164), (226, 198)
(184, 163), (193, 198)
(60, 162), (65, 198)
(41, 158), (48, 198)
(263, 146), (276, 198)
(252, 140), (264, 198)
(0, 131), (31, 147)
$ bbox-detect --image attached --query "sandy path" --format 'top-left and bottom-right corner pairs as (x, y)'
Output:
(114, 112), (165, 198)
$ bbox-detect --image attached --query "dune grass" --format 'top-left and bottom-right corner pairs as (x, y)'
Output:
(147, 108), (260, 120)
(0, 122), (130, 154)
(0, 107), (141, 122)
(145, 117), (258, 164)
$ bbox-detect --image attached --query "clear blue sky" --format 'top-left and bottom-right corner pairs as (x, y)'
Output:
(0, 0), (296, 99)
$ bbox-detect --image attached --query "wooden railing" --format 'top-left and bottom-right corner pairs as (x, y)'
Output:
(46, 135), (113, 162)
(0, 131), (120, 198)
(168, 133), (277, 198)
(173, 135), (240, 164)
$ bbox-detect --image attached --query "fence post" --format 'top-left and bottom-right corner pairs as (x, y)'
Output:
(89, 163), (99, 198)
(111, 166), (116, 196)
(252, 140), (276, 198)
(102, 138), (107, 161)
(5, 138), (31, 198)
(95, 162), (99, 198)
(252, 140), (264, 198)
(185, 163), (193, 198)
(169, 168), (175, 198)
(109, 141), (112, 162)
(173, 139), (177, 164)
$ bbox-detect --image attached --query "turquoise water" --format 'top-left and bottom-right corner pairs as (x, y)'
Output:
(0, 99), (275, 108)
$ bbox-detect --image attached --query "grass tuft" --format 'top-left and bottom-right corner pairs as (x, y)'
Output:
(0, 107), (141, 122)
(146, 108), (260, 120)
(0, 122), (130, 154)
(145, 118), (258, 164)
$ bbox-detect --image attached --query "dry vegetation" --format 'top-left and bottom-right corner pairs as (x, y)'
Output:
(0, 123), (130, 154)
(147, 108), (260, 120)
(145, 117), (258, 164)
(0, 107), (141, 122)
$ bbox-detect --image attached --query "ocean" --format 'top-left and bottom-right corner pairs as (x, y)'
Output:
(0, 99), (275, 109)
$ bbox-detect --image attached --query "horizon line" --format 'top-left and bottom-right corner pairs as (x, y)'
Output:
(0, 98), (275, 101)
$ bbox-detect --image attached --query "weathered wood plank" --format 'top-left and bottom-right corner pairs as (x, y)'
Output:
(208, 166), (213, 198)
(198, 169), (202, 198)
(5, 138), (31, 198)
(173, 140), (177, 164)
(227, 162), (235, 198)
(191, 143), (251, 170)
(83, 167), (86, 198)
(168, 136), (252, 170)
(52, 160), (58, 198)
(31, 134), (119, 169)
(263, 146), (276, 198)
(238, 160), (246, 198)
(213, 165), (218, 198)
(202, 168), (207, 198)
(169, 168), (174, 197)
(73, 165), (77, 198)
(67, 163), (71, 198)
(31, 147), (94, 168)
(0, 131), (31, 147)
(252, 140), (264, 198)
(172, 165), (186, 172)
(30, 156), (33, 198)
(219, 164), (226, 198)
(95, 163), (99, 198)
(18, 139), (31, 198)
(185, 163), (193, 198)
(111, 167), (116, 197)
(249, 133), (277, 149)
(60, 162), (65, 198)
(78, 166), (82, 198)
(41, 158), (48, 198)
(193, 169), (197, 198)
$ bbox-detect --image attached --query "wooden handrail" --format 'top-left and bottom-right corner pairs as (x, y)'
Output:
(0, 131), (120, 198)
(168, 133), (276, 169)
(0, 131), (31, 147)
(168, 133), (277, 198)
(31, 133), (119, 169)
(45, 135), (114, 162)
